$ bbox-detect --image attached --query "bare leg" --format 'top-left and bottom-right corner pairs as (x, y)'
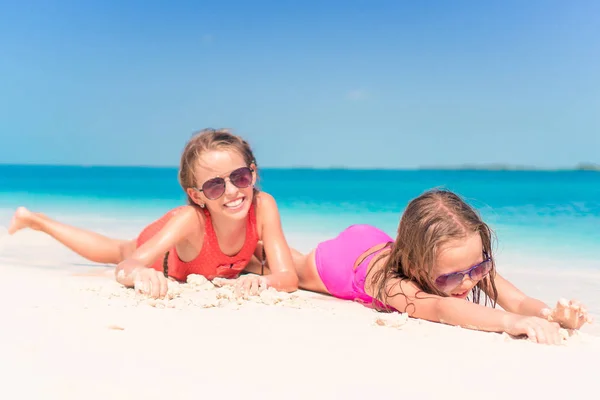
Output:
(292, 248), (329, 294)
(245, 241), (329, 294)
(8, 206), (135, 265)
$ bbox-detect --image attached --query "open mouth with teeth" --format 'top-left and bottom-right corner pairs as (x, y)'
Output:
(224, 197), (245, 209)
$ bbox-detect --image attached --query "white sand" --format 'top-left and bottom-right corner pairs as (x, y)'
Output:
(1, 229), (599, 399)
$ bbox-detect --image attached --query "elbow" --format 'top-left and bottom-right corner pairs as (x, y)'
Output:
(433, 297), (461, 325)
(396, 295), (448, 324)
(280, 271), (299, 292)
(287, 273), (299, 292)
(267, 271), (299, 293)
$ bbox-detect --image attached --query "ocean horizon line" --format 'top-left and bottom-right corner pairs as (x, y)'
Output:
(0, 162), (598, 172)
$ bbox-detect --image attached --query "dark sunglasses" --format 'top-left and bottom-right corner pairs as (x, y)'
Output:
(434, 256), (493, 292)
(195, 166), (254, 200)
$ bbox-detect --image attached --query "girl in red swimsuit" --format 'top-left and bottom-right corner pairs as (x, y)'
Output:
(8, 128), (299, 299)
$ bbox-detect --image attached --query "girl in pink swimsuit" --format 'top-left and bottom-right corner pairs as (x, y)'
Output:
(293, 189), (592, 345)
(314, 224), (393, 308)
(8, 129), (299, 299)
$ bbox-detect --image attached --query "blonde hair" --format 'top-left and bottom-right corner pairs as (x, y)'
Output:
(178, 128), (257, 205)
(371, 189), (498, 311)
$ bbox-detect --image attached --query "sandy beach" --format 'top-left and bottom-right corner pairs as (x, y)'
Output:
(2, 0), (599, 397)
(1, 228), (599, 400)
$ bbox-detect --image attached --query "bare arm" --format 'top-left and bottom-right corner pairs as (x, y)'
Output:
(375, 278), (517, 333)
(363, 262), (564, 344)
(256, 192), (299, 292)
(115, 207), (201, 287)
(494, 273), (549, 318)
(494, 272), (593, 330)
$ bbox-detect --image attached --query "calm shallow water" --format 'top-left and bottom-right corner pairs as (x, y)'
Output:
(1, 165), (599, 266)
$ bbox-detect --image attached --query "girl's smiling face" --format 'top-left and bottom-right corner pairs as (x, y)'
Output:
(187, 149), (256, 220)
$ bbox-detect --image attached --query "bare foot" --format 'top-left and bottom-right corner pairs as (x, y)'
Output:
(8, 207), (40, 234)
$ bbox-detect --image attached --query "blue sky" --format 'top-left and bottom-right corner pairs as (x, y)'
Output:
(0, 0), (598, 168)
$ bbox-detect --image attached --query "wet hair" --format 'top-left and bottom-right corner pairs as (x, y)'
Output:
(370, 188), (498, 312)
(178, 128), (258, 205)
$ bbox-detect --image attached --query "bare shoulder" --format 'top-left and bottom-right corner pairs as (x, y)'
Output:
(254, 192), (282, 239)
(255, 191), (280, 218)
(170, 205), (205, 231)
(174, 205), (201, 218)
(255, 191), (277, 208)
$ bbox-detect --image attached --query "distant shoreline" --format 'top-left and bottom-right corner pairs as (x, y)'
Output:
(416, 163), (600, 172)
(0, 163), (598, 172)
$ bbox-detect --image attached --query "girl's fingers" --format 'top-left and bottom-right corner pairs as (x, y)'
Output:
(148, 272), (160, 298)
(527, 327), (538, 343)
(558, 298), (569, 307)
(159, 275), (169, 298)
(541, 308), (552, 318)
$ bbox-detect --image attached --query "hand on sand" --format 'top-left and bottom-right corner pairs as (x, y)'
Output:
(505, 315), (562, 345)
(542, 298), (592, 330)
(132, 267), (169, 299)
(214, 274), (268, 299)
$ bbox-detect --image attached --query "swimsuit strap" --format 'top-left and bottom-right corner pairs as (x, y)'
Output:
(354, 241), (393, 270)
(261, 245), (266, 275)
(163, 251), (170, 277)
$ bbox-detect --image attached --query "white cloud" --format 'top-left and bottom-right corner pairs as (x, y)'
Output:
(346, 89), (368, 101)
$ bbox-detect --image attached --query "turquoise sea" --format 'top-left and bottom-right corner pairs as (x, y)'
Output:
(1, 165), (599, 269)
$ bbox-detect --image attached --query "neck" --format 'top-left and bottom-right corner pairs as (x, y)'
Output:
(209, 212), (247, 237)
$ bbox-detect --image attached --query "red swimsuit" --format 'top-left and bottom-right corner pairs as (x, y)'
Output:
(136, 204), (259, 281)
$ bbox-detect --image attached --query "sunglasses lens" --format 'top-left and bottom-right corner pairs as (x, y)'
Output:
(202, 178), (225, 200)
(230, 167), (253, 188)
(471, 260), (492, 281)
(435, 273), (463, 291)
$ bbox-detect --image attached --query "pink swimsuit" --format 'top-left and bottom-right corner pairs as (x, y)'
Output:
(315, 224), (393, 308)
